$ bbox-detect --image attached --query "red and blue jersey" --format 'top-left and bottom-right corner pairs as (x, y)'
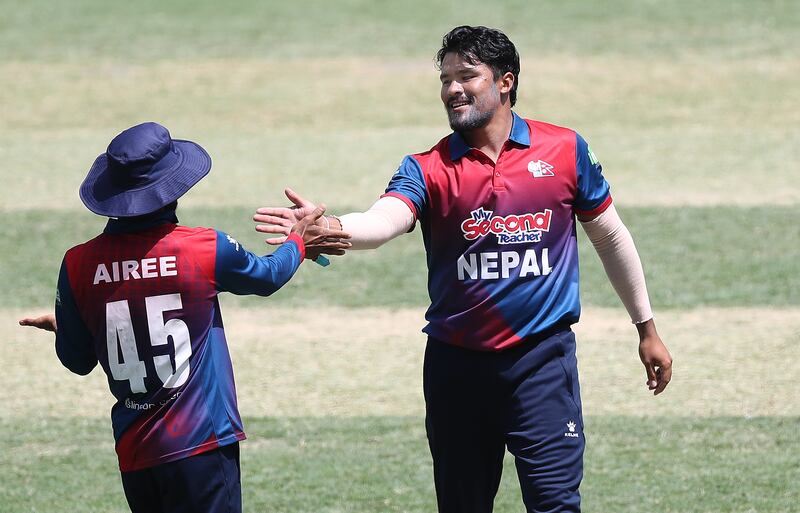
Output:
(54, 213), (305, 471)
(384, 113), (611, 351)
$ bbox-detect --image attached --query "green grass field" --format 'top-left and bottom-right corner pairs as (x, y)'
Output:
(2, 0), (798, 511)
(3, 416), (796, 513)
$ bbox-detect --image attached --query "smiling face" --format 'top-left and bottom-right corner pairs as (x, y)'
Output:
(439, 52), (509, 133)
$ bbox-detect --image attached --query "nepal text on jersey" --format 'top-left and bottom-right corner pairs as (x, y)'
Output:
(457, 248), (552, 281)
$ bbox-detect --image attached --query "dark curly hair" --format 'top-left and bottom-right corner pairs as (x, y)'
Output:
(435, 26), (520, 107)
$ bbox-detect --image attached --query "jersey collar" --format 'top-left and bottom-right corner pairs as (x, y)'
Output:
(448, 111), (531, 161)
(104, 207), (179, 234)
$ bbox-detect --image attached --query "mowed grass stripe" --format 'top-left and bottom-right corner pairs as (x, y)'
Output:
(1, 416), (797, 513)
(4, 56), (796, 132)
(0, 127), (447, 214)
(4, 126), (798, 212)
(2, 0), (797, 61)
(5, 307), (799, 418)
(1, 205), (797, 309)
(3, 55), (798, 210)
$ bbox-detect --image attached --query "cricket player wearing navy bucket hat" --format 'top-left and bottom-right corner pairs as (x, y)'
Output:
(20, 122), (350, 513)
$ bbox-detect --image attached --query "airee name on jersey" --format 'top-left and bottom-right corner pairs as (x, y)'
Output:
(93, 256), (178, 285)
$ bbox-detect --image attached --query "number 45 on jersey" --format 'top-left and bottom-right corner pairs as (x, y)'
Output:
(106, 293), (192, 394)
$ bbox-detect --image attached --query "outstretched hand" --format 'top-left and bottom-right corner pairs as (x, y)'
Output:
(253, 188), (318, 245)
(291, 204), (351, 259)
(19, 313), (57, 333)
(636, 319), (672, 395)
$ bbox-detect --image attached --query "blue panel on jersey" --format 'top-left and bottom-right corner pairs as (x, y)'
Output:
(214, 231), (302, 296)
(384, 155), (428, 220)
(574, 133), (611, 214)
(55, 259), (98, 376)
(200, 306), (238, 442)
(448, 131), (471, 161)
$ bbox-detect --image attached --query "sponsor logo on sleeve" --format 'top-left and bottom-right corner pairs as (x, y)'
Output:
(587, 146), (600, 166)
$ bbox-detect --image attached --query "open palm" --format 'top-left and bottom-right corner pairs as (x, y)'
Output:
(253, 188), (318, 245)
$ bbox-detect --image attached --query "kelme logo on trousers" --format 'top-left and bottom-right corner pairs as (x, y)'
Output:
(564, 421), (579, 438)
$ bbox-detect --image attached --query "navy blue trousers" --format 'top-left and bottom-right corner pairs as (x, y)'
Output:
(424, 329), (584, 513)
(120, 442), (241, 513)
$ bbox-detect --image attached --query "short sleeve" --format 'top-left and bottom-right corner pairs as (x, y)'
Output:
(574, 133), (612, 216)
(382, 155), (428, 221)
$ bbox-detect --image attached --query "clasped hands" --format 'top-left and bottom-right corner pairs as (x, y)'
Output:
(254, 188), (349, 261)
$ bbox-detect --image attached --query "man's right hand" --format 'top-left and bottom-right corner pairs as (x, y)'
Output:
(254, 188), (321, 245)
(291, 204), (351, 258)
(19, 314), (57, 332)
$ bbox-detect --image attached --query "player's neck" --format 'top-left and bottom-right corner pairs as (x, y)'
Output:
(460, 108), (513, 163)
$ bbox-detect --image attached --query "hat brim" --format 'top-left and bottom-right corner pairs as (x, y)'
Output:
(79, 139), (211, 217)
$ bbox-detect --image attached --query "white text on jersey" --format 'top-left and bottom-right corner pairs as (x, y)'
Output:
(93, 256), (178, 285)
(457, 248), (552, 280)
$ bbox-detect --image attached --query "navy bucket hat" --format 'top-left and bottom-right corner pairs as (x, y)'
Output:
(79, 122), (212, 217)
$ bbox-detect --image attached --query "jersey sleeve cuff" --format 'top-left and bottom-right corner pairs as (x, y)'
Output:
(574, 195), (613, 217)
(285, 233), (306, 261)
(380, 192), (418, 226)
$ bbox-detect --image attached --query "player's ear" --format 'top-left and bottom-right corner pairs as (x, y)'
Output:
(498, 72), (514, 95)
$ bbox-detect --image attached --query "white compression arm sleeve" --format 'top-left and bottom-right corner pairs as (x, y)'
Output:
(579, 204), (654, 324)
(338, 196), (416, 250)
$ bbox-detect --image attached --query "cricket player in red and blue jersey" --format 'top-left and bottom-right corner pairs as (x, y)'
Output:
(255, 26), (672, 513)
(20, 122), (350, 513)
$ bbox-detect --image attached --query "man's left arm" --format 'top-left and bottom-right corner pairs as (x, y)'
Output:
(574, 133), (672, 395)
(579, 205), (672, 395)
